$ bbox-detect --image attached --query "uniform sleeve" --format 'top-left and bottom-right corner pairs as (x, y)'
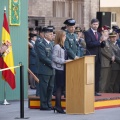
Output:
(35, 43), (52, 67)
(115, 56), (120, 64)
(29, 47), (37, 57)
(101, 47), (114, 60)
(84, 31), (101, 48)
(64, 38), (76, 59)
(52, 45), (65, 64)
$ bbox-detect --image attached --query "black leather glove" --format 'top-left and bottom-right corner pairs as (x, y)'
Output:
(101, 41), (106, 48)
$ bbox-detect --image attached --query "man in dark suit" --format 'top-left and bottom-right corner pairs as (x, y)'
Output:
(84, 19), (105, 96)
(35, 27), (55, 110)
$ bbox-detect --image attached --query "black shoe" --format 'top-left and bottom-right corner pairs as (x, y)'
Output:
(95, 92), (101, 96)
(48, 104), (54, 110)
(53, 106), (65, 114)
(40, 107), (51, 111)
(30, 86), (36, 89)
(36, 94), (40, 97)
(48, 106), (54, 110)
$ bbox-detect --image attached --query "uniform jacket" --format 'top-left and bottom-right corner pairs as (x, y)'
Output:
(52, 44), (65, 70)
(35, 39), (55, 75)
(29, 40), (37, 65)
(109, 41), (120, 70)
(101, 40), (115, 68)
(64, 31), (78, 59)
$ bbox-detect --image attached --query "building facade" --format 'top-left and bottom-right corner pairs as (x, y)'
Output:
(100, 0), (120, 27)
(28, 0), (99, 30)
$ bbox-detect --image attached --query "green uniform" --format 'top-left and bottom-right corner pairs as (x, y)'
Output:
(64, 30), (78, 59)
(107, 41), (120, 93)
(100, 40), (115, 92)
(35, 39), (55, 109)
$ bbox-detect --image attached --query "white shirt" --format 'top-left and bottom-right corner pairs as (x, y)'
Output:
(44, 38), (50, 44)
(31, 40), (35, 44)
(91, 28), (97, 35)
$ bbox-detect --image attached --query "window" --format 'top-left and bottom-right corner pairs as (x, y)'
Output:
(53, 1), (65, 17)
(111, 12), (116, 22)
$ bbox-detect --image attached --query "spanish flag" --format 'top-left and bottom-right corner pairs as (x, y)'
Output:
(0, 10), (16, 89)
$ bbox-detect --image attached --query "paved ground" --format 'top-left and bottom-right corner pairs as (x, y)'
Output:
(0, 89), (120, 120)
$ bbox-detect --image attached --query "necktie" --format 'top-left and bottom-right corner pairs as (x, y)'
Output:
(94, 32), (98, 40)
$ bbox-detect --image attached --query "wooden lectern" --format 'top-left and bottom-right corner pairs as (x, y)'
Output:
(65, 55), (95, 114)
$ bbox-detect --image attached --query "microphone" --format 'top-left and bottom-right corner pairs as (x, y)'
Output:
(85, 48), (91, 55)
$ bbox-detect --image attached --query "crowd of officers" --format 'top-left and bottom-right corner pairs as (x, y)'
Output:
(28, 18), (120, 113)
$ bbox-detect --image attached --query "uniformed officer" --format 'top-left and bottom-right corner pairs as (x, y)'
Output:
(116, 29), (120, 48)
(64, 19), (79, 59)
(47, 26), (55, 46)
(34, 27), (46, 96)
(112, 25), (119, 33)
(35, 27), (55, 110)
(107, 32), (120, 93)
(29, 33), (37, 89)
(61, 26), (67, 31)
(37, 26), (45, 42)
(99, 26), (115, 92)
(75, 27), (86, 57)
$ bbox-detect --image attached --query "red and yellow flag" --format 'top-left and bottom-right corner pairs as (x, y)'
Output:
(0, 11), (16, 89)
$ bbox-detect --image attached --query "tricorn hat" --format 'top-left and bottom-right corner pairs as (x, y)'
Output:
(63, 19), (76, 26)
(43, 27), (53, 33)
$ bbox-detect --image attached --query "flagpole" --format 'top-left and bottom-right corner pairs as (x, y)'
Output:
(1, 6), (10, 105)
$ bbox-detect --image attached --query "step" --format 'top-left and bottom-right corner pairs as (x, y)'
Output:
(28, 93), (120, 110)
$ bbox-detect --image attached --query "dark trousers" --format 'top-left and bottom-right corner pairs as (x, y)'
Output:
(38, 74), (54, 108)
(95, 60), (101, 93)
(35, 73), (40, 96)
(107, 70), (120, 93)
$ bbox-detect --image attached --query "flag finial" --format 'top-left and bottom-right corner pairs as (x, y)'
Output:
(4, 6), (6, 11)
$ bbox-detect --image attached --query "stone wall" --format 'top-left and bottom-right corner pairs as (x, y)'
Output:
(83, 0), (99, 29)
(28, 0), (53, 17)
(28, 0), (99, 29)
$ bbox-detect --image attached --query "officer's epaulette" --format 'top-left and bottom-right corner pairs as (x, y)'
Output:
(37, 40), (43, 46)
(39, 41), (42, 44)
(39, 38), (44, 43)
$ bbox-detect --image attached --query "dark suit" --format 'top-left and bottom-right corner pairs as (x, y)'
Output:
(84, 28), (104, 93)
(35, 39), (55, 109)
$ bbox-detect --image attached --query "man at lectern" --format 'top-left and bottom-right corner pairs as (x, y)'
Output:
(84, 19), (105, 96)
